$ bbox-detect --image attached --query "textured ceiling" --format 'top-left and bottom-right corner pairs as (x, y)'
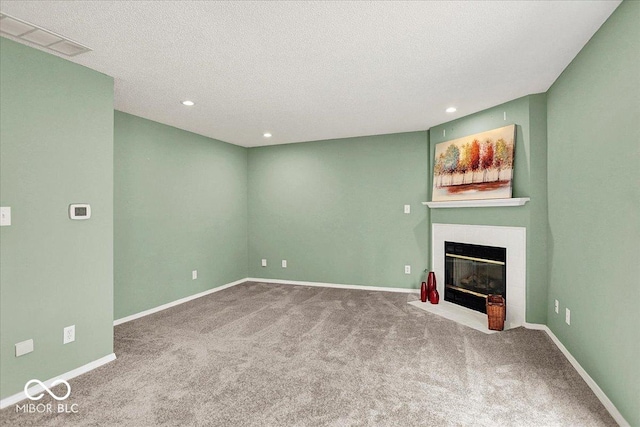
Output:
(0, 1), (620, 147)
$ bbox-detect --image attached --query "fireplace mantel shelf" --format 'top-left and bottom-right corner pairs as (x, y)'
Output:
(422, 198), (530, 209)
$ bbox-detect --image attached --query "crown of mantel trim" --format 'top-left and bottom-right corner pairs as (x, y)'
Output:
(422, 197), (530, 209)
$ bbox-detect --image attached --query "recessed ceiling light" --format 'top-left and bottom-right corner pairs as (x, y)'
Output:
(263, 133), (272, 138)
(446, 107), (457, 113)
(181, 100), (195, 106)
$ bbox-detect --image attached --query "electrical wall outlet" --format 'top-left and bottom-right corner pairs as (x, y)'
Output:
(404, 265), (411, 274)
(192, 270), (198, 280)
(63, 325), (75, 344)
(15, 339), (33, 357)
(261, 259), (267, 267)
(555, 299), (559, 314)
(281, 260), (287, 268)
(404, 204), (411, 214)
(565, 308), (571, 325)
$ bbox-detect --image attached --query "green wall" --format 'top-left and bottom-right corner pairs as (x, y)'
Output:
(248, 132), (429, 288)
(0, 39), (114, 399)
(114, 112), (248, 320)
(428, 94), (549, 323)
(546, 1), (639, 424)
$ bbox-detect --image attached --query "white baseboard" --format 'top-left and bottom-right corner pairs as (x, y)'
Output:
(247, 277), (420, 294)
(113, 277), (248, 326)
(522, 322), (548, 331)
(523, 322), (629, 427)
(0, 353), (116, 410)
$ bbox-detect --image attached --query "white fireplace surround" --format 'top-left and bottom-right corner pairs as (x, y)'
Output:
(428, 223), (527, 332)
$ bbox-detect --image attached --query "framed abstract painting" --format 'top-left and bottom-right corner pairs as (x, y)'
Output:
(432, 125), (516, 202)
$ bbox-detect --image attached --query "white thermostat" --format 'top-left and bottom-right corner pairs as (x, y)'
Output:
(69, 204), (91, 220)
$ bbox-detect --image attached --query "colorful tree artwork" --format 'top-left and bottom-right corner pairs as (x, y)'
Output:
(432, 125), (516, 202)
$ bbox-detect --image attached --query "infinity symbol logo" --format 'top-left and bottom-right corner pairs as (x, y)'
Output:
(24, 379), (71, 401)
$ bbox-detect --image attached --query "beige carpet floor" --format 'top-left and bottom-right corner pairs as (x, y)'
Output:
(1, 281), (616, 426)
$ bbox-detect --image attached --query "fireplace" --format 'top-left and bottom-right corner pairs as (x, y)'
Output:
(423, 223), (526, 332)
(444, 241), (506, 314)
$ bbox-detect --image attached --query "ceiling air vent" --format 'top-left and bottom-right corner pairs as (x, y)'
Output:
(0, 12), (91, 56)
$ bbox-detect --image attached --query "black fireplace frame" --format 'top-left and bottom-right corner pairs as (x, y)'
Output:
(444, 241), (506, 314)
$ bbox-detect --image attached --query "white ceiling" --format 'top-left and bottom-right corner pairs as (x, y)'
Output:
(0, 1), (620, 147)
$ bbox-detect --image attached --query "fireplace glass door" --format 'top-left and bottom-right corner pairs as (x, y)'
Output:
(444, 241), (506, 313)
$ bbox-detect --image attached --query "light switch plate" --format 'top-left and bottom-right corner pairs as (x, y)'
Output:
(0, 207), (11, 226)
(565, 308), (571, 325)
(15, 339), (33, 357)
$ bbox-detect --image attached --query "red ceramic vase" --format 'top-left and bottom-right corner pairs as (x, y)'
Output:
(427, 271), (436, 297)
(420, 282), (428, 302)
(429, 289), (440, 304)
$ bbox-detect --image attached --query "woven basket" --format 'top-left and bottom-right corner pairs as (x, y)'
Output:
(486, 294), (506, 331)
